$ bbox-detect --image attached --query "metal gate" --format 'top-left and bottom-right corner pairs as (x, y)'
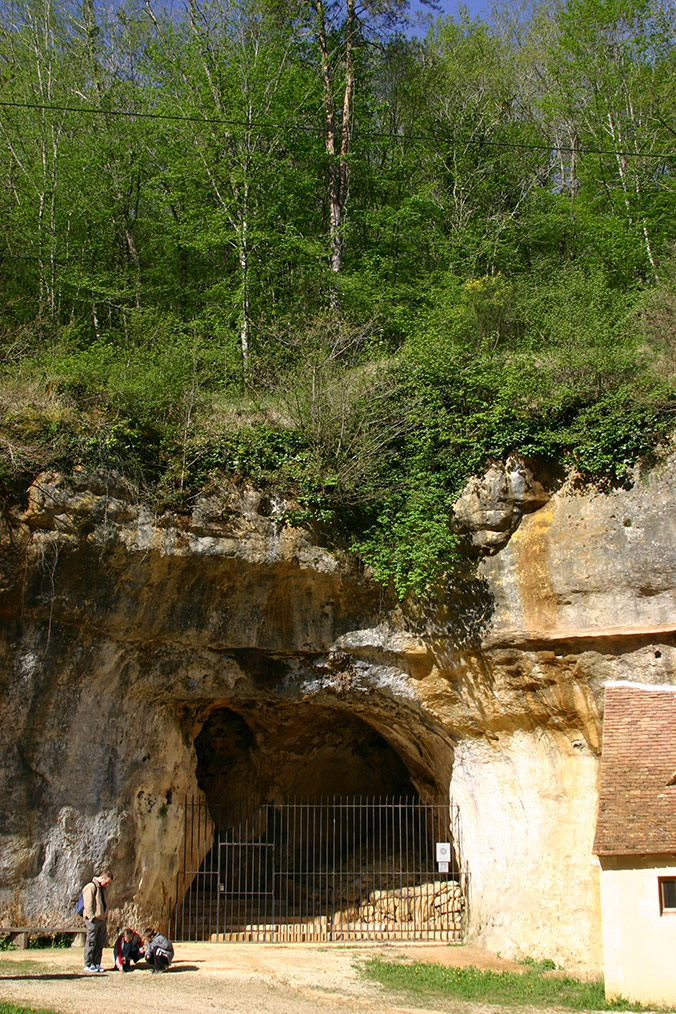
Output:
(172, 797), (469, 942)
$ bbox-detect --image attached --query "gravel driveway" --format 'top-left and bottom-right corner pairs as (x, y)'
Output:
(0, 941), (531, 1014)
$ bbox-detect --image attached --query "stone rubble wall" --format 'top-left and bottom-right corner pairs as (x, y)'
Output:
(355, 880), (465, 933)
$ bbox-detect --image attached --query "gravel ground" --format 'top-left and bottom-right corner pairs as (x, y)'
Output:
(0, 942), (527, 1014)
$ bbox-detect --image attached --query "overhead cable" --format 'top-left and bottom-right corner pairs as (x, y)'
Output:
(0, 99), (674, 160)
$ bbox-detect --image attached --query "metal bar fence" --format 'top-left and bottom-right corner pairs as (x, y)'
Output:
(172, 796), (469, 943)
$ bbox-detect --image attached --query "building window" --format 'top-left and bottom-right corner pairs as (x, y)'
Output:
(658, 877), (676, 915)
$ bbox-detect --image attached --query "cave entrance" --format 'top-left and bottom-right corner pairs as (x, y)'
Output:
(171, 706), (468, 942)
(172, 796), (466, 942)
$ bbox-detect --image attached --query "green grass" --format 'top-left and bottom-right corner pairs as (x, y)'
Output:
(360, 957), (652, 1010)
(0, 1004), (65, 1014)
(0, 959), (46, 974)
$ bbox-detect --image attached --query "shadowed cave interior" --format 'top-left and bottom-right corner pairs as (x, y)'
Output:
(172, 705), (463, 941)
(194, 705), (418, 813)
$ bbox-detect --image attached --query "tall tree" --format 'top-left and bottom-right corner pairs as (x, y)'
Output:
(307, 0), (425, 289)
(0, 0), (73, 320)
(145, 0), (318, 373)
(420, 14), (550, 278)
(538, 0), (673, 280)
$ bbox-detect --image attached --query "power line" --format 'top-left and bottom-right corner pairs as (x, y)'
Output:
(0, 99), (675, 160)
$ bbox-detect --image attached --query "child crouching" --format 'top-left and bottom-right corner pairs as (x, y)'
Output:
(143, 927), (174, 973)
(113, 928), (143, 972)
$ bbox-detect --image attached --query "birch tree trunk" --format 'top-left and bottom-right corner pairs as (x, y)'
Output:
(312, 0), (354, 286)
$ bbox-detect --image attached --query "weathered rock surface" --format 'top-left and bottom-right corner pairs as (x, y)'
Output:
(1, 451), (676, 972)
(451, 456), (549, 551)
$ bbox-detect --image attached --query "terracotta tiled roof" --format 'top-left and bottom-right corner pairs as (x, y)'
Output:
(593, 683), (676, 856)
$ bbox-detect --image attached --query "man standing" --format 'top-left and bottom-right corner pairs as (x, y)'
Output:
(81, 871), (113, 973)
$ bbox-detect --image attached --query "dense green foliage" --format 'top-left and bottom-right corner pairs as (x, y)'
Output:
(1, 0), (676, 594)
(360, 957), (646, 1010)
(24, 935), (72, 950)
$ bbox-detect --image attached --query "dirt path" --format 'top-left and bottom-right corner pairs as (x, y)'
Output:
(0, 942), (525, 1014)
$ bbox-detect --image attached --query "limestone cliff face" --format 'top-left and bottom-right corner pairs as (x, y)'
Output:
(1, 453), (675, 970)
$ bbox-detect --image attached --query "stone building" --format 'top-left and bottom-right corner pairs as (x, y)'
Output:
(593, 682), (676, 1005)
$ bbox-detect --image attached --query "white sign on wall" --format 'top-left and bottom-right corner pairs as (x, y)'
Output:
(436, 841), (451, 873)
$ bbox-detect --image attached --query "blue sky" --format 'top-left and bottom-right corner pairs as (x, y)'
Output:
(99, 0), (490, 30)
(413, 0), (488, 13)
(408, 0), (490, 33)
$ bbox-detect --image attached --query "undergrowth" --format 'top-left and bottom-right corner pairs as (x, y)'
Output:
(0, 1005), (64, 1014)
(24, 935), (72, 950)
(0, 934), (71, 951)
(2, 264), (676, 599)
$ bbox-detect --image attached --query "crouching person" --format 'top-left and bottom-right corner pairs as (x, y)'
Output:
(143, 927), (174, 973)
(113, 928), (143, 972)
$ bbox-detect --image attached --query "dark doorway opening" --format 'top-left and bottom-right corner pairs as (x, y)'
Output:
(194, 705), (418, 815)
(175, 706), (468, 942)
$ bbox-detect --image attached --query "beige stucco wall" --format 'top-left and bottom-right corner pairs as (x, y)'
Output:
(599, 855), (676, 1004)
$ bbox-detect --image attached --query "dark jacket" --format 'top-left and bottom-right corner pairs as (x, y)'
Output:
(145, 933), (174, 964)
(113, 931), (143, 970)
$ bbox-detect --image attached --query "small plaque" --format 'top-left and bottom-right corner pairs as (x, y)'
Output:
(436, 842), (451, 863)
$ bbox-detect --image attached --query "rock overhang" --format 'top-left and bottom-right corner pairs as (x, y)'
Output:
(3, 457), (676, 971)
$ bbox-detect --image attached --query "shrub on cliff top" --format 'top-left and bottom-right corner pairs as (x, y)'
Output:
(0, 273), (674, 598)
